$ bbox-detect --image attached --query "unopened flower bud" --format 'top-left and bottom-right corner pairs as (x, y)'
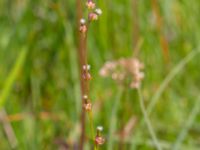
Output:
(80, 18), (86, 25)
(83, 95), (88, 100)
(83, 64), (91, 71)
(97, 126), (103, 133)
(95, 8), (102, 16)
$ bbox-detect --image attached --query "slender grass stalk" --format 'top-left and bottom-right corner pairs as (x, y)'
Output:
(0, 47), (27, 108)
(108, 87), (124, 150)
(0, 109), (18, 149)
(115, 136), (200, 150)
(137, 88), (162, 150)
(147, 48), (200, 115)
(132, 0), (139, 54)
(0, 47), (27, 148)
(151, 0), (170, 63)
(172, 95), (200, 150)
(131, 48), (200, 149)
(88, 111), (95, 144)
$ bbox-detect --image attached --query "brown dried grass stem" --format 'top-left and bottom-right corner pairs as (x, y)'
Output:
(151, 0), (170, 64)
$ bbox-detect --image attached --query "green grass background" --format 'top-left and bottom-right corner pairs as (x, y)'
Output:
(0, 0), (200, 149)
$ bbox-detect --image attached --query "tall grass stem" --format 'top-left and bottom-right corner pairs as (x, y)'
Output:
(138, 88), (162, 150)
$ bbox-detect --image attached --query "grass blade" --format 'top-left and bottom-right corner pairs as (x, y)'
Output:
(0, 47), (27, 108)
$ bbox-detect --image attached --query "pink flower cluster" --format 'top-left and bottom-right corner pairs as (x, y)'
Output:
(100, 58), (144, 89)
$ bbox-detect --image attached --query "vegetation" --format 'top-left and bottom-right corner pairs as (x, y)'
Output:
(0, 0), (200, 149)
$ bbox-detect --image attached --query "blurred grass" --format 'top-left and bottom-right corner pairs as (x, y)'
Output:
(0, 0), (200, 149)
(0, 47), (27, 108)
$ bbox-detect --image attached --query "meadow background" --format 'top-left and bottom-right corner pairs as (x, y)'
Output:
(0, 0), (200, 149)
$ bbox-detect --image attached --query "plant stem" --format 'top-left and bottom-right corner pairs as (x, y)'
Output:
(172, 95), (200, 150)
(0, 47), (27, 108)
(151, 0), (170, 64)
(0, 109), (18, 149)
(76, 0), (95, 149)
(108, 87), (124, 150)
(88, 111), (96, 149)
(132, 48), (200, 149)
(0, 47), (27, 149)
(132, 0), (140, 56)
(137, 88), (162, 150)
(147, 48), (200, 115)
(76, 0), (86, 149)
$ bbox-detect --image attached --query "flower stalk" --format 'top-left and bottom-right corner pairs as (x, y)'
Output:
(77, 0), (104, 149)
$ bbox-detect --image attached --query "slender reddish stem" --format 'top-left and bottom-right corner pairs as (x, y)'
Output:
(151, 0), (170, 64)
(76, 0), (86, 149)
(132, 0), (139, 54)
(76, 0), (92, 149)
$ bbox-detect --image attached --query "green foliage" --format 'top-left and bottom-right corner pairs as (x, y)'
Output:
(0, 0), (200, 149)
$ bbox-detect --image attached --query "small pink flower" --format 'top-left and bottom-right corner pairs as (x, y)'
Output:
(86, 1), (96, 9)
(89, 13), (98, 21)
(95, 136), (105, 145)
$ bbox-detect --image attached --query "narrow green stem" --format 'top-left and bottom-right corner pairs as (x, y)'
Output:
(172, 95), (200, 150)
(132, 48), (200, 149)
(95, 145), (99, 150)
(108, 87), (124, 150)
(87, 111), (97, 150)
(88, 111), (95, 140)
(147, 49), (200, 115)
(0, 47), (27, 108)
(137, 88), (162, 150)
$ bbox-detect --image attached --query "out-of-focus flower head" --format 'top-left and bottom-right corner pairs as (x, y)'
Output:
(99, 57), (144, 89)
